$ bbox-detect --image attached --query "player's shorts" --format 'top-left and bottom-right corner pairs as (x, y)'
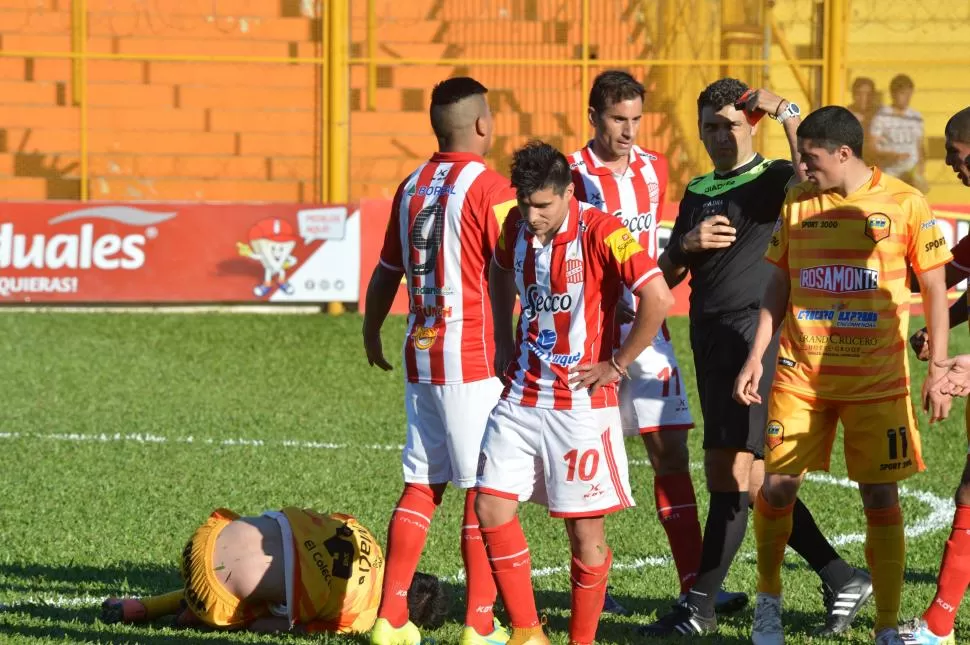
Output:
(690, 310), (780, 458)
(764, 388), (924, 483)
(403, 377), (503, 488)
(180, 508), (270, 628)
(619, 321), (695, 436)
(476, 400), (635, 518)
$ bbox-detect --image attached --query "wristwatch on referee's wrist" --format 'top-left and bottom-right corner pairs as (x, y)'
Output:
(774, 101), (800, 124)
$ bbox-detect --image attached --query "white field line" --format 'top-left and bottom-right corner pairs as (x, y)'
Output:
(0, 593), (104, 610)
(0, 431), (404, 451)
(0, 437), (954, 611)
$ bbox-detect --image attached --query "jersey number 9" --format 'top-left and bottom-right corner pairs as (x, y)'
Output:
(410, 203), (445, 276)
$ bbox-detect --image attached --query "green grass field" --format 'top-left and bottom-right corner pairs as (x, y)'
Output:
(0, 312), (968, 644)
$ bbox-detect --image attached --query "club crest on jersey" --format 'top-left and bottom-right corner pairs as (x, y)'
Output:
(527, 329), (581, 367)
(565, 259), (583, 284)
(766, 420), (784, 451)
(522, 284), (574, 321)
(865, 213), (891, 243)
(411, 325), (438, 350)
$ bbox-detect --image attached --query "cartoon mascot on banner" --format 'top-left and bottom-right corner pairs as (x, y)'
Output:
(237, 218), (299, 298)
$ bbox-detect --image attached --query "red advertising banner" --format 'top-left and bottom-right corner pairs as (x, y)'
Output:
(0, 202), (360, 303)
(359, 199), (970, 317)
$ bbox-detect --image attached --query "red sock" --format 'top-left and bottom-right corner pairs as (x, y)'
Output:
(654, 473), (702, 593)
(569, 549), (612, 645)
(923, 504), (970, 636)
(462, 490), (498, 635)
(481, 518), (539, 629)
(377, 483), (440, 627)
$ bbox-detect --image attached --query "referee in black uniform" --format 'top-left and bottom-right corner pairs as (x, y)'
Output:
(641, 78), (872, 637)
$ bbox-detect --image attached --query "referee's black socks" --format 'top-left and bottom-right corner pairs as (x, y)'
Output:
(686, 492), (853, 619)
(787, 498), (855, 590)
(688, 491), (750, 618)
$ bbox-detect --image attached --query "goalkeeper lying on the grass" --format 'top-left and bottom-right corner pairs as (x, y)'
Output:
(100, 507), (447, 633)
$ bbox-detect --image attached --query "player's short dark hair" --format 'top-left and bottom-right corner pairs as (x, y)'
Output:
(588, 70), (645, 114)
(946, 107), (970, 144)
(407, 572), (449, 629)
(429, 77), (488, 139)
(796, 106), (864, 158)
(889, 74), (914, 94)
(851, 76), (875, 92)
(510, 140), (572, 197)
(697, 77), (749, 118)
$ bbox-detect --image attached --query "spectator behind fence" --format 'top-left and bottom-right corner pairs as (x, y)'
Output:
(847, 76), (882, 164)
(847, 76), (878, 126)
(870, 74), (928, 192)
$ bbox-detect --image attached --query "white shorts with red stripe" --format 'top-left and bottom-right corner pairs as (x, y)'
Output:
(402, 378), (504, 488)
(476, 400), (635, 518)
(618, 321), (694, 436)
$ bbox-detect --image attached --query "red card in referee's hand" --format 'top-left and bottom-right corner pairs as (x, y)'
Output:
(735, 89), (766, 126)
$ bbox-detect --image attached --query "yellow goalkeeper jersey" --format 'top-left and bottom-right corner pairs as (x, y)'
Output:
(765, 167), (951, 401)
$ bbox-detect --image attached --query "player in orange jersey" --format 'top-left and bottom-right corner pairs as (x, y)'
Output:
(100, 508), (446, 635)
(899, 106), (970, 645)
(734, 106), (953, 645)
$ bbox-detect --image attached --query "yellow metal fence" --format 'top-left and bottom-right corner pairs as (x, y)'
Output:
(0, 0), (967, 204)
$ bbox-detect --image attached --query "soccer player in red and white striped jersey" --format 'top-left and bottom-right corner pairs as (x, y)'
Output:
(568, 70), (709, 612)
(901, 106), (970, 645)
(474, 141), (674, 645)
(362, 77), (516, 645)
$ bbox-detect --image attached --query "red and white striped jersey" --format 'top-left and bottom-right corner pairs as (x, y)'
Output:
(380, 151), (516, 385)
(568, 141), (668, 259)
(569, 142), (674, 355)
(494, 198), (661, 410)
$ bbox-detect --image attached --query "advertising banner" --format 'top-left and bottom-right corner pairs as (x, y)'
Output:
(0, 202), (360, 303)
(359, 200), (970, 317)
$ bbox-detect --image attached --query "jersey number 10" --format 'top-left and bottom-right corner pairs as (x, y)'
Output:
(563, 448), (600, 482)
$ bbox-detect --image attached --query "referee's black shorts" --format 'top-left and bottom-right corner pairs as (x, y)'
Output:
(689, 309), (780, 459)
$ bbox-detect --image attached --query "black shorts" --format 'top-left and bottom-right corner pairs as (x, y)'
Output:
(690, 310), (780, 458)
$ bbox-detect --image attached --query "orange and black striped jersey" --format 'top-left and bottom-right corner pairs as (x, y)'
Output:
(765, 168), (951, 401)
